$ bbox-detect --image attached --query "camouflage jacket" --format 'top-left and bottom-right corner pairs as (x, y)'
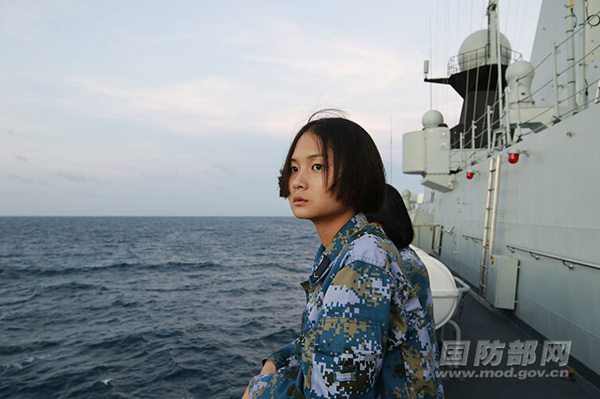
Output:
(247, 213), (442, 398)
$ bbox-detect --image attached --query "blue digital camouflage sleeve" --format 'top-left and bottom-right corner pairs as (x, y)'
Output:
(307, 260), (391, 398)
(264, 339), (298, 370)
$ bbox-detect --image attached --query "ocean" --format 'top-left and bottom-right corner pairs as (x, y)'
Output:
(0, 217), (320, 399)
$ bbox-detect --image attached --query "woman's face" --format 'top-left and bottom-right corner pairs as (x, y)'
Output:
(287, 132), (351, 224)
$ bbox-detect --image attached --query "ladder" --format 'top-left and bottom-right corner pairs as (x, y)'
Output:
(479, 155), (502, 296)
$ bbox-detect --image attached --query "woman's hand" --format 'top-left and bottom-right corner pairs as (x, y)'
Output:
(241, 360), (277, 399)
(260, 359), (276, 374)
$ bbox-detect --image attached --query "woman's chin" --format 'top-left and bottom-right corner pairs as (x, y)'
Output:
(290, 208), (312, 220)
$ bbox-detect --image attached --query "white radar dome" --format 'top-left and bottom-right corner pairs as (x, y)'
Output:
(506, 60), (535, 105)
(458, 29), (512, 71)
(422, 110), (445, 129)
(506, 59), (534, 81)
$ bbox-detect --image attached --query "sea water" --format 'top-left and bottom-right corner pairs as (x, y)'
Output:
(0, 217), (319, 399)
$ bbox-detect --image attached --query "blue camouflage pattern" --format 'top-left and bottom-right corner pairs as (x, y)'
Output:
(246, 213), (443, 398)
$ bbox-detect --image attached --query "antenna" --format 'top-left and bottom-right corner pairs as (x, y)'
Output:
(424, 60), (432, 110)
(428, 16), (433, 109)
(389, 117), (393, 184)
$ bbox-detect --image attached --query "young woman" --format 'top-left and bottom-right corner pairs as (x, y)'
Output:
(366, 184), (443, 398)
(243, 113), (441, 399)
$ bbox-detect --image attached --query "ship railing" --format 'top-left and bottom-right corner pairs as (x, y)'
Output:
(449, 95), (505, 169)
(511, 8), (600, 124)
(510, 14), (600, 131)
(506, 244), (600, 271)
(447, 12), (600, 172)
(447, 44), (521, 76)
(462, 234), (483, 243)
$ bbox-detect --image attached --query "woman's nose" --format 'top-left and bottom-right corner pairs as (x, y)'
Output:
(292, 169), (306, 189)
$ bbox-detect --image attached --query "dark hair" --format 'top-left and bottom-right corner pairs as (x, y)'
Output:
(278, 111), (386, 214)
(366, 184), (414, 249)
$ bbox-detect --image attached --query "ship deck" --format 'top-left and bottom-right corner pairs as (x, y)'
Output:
(438, 286), (600, 398)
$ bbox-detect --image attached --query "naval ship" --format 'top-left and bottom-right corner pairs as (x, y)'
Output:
(401, 0), (600, 393)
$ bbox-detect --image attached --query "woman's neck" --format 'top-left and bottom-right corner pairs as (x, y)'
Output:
(313, 209), (357, 248)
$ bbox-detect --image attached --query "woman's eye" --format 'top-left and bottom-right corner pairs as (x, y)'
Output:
(312, 164), (323, 171)
(291, 166), (298, 172)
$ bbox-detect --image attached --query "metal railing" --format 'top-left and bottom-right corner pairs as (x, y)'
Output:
(506, 244), (600, 271)
(447, 44), (522, 75)
(462, 234), (483, 243)
(446, 11), (600, 173)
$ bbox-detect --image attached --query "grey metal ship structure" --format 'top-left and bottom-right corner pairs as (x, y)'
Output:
(402, 0), (600, 386)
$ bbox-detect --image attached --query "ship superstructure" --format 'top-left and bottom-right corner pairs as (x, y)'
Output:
(402, 0), (600, 380)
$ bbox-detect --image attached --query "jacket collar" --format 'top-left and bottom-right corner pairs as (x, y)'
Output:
(309, 213), (368, 285)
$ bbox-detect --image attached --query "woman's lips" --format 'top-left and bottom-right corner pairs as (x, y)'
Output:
(292, 196), (307, 206)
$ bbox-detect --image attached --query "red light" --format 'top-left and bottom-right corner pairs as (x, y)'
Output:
(466, 171), (474, 179)
(508, 152), (520, 164)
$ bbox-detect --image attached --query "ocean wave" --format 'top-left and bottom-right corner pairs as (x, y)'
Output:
(0, 217), (317, 399)
(83, 332), (151, 353)
(0, 287), (41, 306)
(6, 261), (221, 279)
(44, 281), (103, 293)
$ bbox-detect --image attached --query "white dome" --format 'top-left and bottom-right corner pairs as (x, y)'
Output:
(458, 29), (512, 71)
(422, 110), (444, 129)
(506, 60), (535, 105)
(505, 59), (534, 81)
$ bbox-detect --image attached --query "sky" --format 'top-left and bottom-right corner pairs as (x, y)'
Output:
(0, 0), (543, 216)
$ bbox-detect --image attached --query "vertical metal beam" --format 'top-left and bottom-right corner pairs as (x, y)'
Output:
(504, 88), (511, 145)
(487, 105), (492, 154)
(492, 1), (505, 128)
(471, 120), (477, 153)
(552, 43), (561, 120)
(480, 156), (496, 296)
(480, 154), (502, 296)
(576, 0), (588, 109)
(460, 132), (465, 170)
(566, 2), (578, 113)
(489, 155), (502, 255)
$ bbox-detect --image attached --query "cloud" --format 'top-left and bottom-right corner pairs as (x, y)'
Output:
(53, 12), (428, 141)
(8, 174), (34, 184)
(14, 155), (29, 163)
(56, 172), (98, 184)
(0, 0), (80, 41)
(66, 76), (236, 134)
(0, 127), (28, 139)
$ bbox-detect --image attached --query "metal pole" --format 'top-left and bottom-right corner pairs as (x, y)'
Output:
(480, 156), (496, 296)
(494, 2), (505, 128)
(471, 120), (476, 153)
(566, 2), (578, 113)
(515, 86), (523, 142)
(504, 88), (511, 146)
(389, 117), (393, 184)
(577, 0), (587, 109)
(460, 132), (465, 170)
(489, 155), (502, 255)
(487, 105), (492, 154)
(552, 43), (560, 120)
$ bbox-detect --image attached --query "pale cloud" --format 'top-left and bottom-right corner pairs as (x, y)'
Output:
(7, 174), (34, 185)
(238, 16), (417, 92)
(0, 0), (80, 41)
(0, 0), (542, 216)
(66, 76), (235, 134)
(55, 12), (428, 140)
(62, 75), (308, 138)
(56, 172), (96, 184)
(14, 155), (29, 163)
